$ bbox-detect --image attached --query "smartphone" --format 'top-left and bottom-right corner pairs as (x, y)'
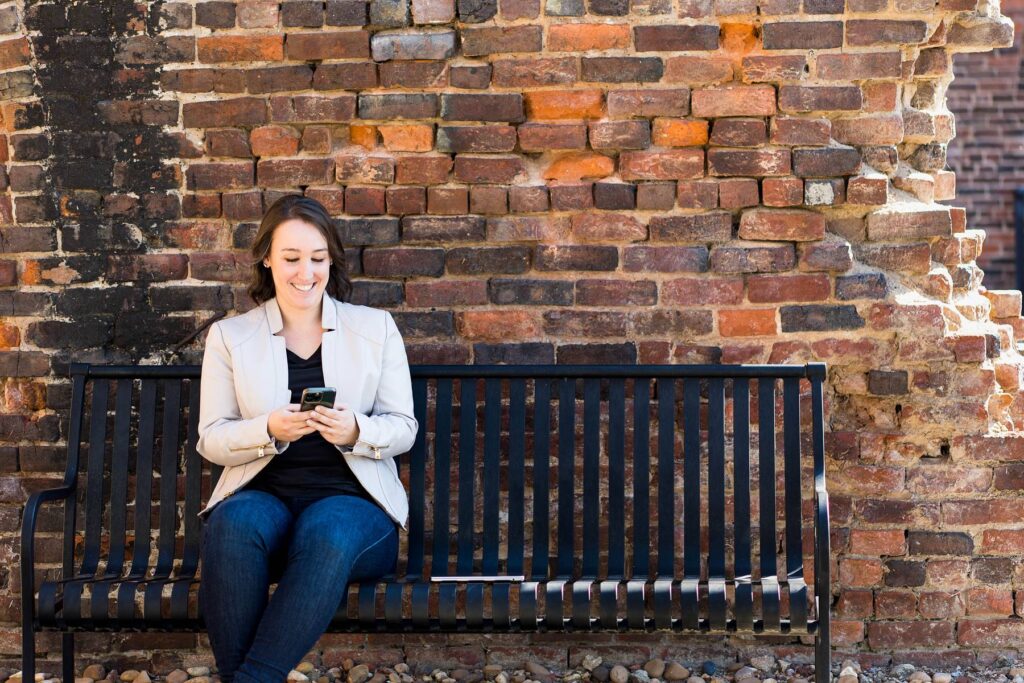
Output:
(299, 387), (337, 412)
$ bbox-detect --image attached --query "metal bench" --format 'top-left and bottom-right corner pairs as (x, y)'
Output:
(22, 363), (831, 682)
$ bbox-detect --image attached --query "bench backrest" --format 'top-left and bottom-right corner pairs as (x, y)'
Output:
(57, 363), (827, 623)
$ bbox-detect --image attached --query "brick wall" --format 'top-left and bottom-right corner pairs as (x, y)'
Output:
(946, 0), (1024, 291)
(2, 0), (1023, 673)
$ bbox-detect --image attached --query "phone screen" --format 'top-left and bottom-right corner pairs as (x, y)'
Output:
(300, 387), (337, 412)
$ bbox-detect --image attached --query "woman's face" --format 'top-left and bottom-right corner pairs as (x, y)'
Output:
(263, 218), (331, 312)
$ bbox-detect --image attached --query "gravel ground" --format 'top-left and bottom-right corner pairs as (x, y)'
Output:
(3, 655), (1023, 683)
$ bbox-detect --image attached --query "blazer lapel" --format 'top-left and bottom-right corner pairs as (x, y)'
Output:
(321, 296), (361, 409)
(265, 298), (292, 410)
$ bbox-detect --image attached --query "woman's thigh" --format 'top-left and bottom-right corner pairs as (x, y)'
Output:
(290, 496), (398, 581)
(203, 489), (292, 558)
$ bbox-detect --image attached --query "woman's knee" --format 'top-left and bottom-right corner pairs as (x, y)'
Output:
(204, 491), (290, 552)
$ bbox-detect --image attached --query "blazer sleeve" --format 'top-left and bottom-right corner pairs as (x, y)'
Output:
(196, 321), (286, 467)
(343, 311), (419, 460)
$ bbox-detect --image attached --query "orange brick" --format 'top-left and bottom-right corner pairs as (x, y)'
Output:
(379, 125), (435, 152)
(981, 529), (1024, 554)
(967, 588), (1015, 617)
(0, 37), (31, 70)
(250, 125), (300, 157)
(719, 309), (777, 337)
(457, 310), (543, 341)
(3, 379), (46, 412)
(350, 125), (378, 149)
(525, 90), (604, 120)
(543, 152), (614, 181)
(652, 119), (709, 147)
(850, 529), (907, 556)
(198, 35), (284, 63)
(721, 23), (757, 59)
(548, 24), (631, 52)
(691, 85), (776, 118)
(0, 322), (19, 348)
(840, 558), (884, 588)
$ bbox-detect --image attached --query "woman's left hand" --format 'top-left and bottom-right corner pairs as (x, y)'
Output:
(307, 404), (360, 446)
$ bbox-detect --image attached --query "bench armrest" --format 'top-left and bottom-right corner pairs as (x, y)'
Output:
(812, 482), (831, 628)
(21, 485), (76, 629)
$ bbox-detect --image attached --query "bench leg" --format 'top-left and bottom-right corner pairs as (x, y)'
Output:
(815, 631), (830, 683)
(21, 623), (34, 683)
(63, 632), (75, 683)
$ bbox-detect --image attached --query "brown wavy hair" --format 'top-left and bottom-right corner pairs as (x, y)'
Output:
(247, 195), (352, 305)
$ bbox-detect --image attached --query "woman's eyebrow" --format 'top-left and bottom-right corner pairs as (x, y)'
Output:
(280, 247), (329, 252)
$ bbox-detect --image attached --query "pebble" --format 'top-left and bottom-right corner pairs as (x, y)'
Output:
(643, 662), (664, 680)
(395, 667), (410, 676)
(76, 678), (93, 683)
(135, 674), (151, 683)
(297, 664), (316, 676)
(591, 667), (609, 683)
(452, 671), (470, 681)
(609, 667), (628, 683)
(751, 657), (775, 674)
(909, 674), (931, 683)
(120, 673), (139, 683)
(494, 675), (508, 683)
(369, 675), (387, 683)
(186, 671), (210, 679)
(166, 671), (188, 683)
(933, 676), (952, 683)
(685, 677), (703, 683)
(288, 673), (309, 682)
(186, 678), (209, 683)
(582, 659), (602, 674)
(483, 668), (503, 680)
(628, 672), (649, 683)
(893, 665), (917, 680)
(349, 666), (371, 683)
(735, 667), (758, 680)
(662, 665), (688, 682)
(83, 669), (106, 681)
(525, 666), (549, 679)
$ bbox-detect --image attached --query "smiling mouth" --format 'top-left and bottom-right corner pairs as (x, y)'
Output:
(292, 283), (316, 292)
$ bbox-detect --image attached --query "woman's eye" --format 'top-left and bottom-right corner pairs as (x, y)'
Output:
(285, 258), (298, 263)
(313, 259), (326, 263)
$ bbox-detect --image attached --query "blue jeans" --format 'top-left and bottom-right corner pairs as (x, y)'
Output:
(200, 491), (398, 683)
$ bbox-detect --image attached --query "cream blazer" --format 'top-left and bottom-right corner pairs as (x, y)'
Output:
(196, 295), (418, 527)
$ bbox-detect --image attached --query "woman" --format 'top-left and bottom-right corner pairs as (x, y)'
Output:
(196, 195), (417, 683)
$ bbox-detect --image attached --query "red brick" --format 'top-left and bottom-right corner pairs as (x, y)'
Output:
(661, 277), (744, 306)
(677, 179), (718, 209)
(875, 592), (918, 620)
(832, 114), (904, 146)
(491, 58), (577, 87)
(620, 150), (704, 180)
(691, 85), (776, 117)
(738, 208), (825, 242)
(406, 280), (489, 307)
(967, 589), (1014, 617)
(461, 25), (543, 55)
(850, 529), (907, 556)
(258, 158), (334, 186)
(741, 55), (807, 82)
(0, 37), (31, 70)
(518, 123), (587, 152)
(570, 213), (646, 242)
(386, 186), (425, 215)
(548, 24), (631, 52)
(183, 98), (267, 128)
(708, 149), (790, 177)
(272, 94), (356, 122)
(457, 310), (543, 341)
(336, 154), (396, 184)
(427, 186), (469, 215)
(719, 308), (777, 336)
(453, 155), (524, 184)
(344, 186), (386, 215)
(981, 529), (1024, 555)
(378, 61), (447, 89)
(633, 25), (719, 51)
(607, 89), (690, 118)
(544, 153), (615, 181)
(286, 31), (370, 60)
(198, 35), (283, 62)
(710, 245), (795, 273)
(395, 155), (452, 184)
(762, 177), (803, 207)
(664, 56), (734, 85)
(770, 117), (831, 145)
(762, 21), (842, 49)
(716, 178), (758, 209)
(187, 162), (253, 190)
(250, 125), (300, 156)
(957, 620), (1024, 648)
(747, 273), (830, 303)
(817, 52), (902, 80)
(918, 592), (966, 620)
(868, 621), (955, 649)
(847, 20), (929, 46)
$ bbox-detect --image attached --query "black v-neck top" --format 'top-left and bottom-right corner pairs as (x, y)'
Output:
(246, 345), (372, 501)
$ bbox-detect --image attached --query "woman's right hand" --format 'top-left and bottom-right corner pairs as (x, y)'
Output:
(267, 404), (316, 443)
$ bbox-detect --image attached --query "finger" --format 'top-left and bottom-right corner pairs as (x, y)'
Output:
(284, 403), (302, 412)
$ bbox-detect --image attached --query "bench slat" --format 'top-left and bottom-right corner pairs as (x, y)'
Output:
(431, 379), (453, 577)
(707, 377), (727, 631)
(530, 379), (551, 582)
(482, 378), (501, 577)
(758, 378), (781, 632)
(680, 378), (700, 630)
(733, 377), (754, 630)
(457, 379), (476, 577)
(556, 378), (575, 578)
(406, 377), (429, 580)
(606, 378), (626, 579)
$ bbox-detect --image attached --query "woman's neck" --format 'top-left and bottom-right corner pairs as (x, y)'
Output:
(277, 298), (323, 332)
